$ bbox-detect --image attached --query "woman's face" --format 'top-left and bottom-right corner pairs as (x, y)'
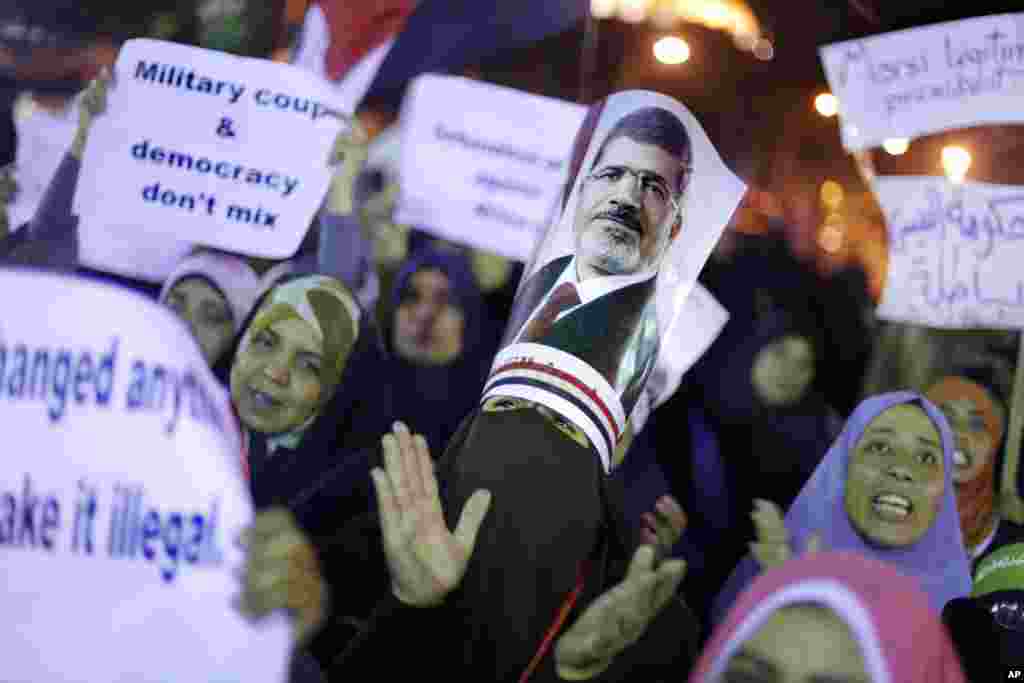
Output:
(164, 277), (235, 366)
(934, 392), (999, 485)
(845, 404), (946, 548)
(751, 335), (815, 407)
(230, 316), (324, 434)
(719, 605), (869, 683)
(393, 268), (465, 365)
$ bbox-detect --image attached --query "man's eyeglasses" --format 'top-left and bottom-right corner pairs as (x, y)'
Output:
(585, 165), (681, 214)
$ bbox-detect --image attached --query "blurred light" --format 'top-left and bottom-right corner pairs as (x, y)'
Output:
(654, 35), (691, 64)
(882, 138), (909, 156)
(820, 180), (844, 210)
(700, 1), (733, 29)
(619, 0), (650, 23)
(652, 2), (679, 28)
(819, 223), (845, 254)
(733, 31), (758, 51)
(942, 145), (972, 184)
(591, 0), (619, 19)
(753, 38), (773, 60)
(815, 92), (838, 117)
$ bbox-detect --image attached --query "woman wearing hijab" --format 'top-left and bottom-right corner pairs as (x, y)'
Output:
(925, 369), (1024, 567)
(693, 551), (966, 683)
(159, 249), (263, 367)
(712, 392), (973, 623)
(384, 244), (495, 455)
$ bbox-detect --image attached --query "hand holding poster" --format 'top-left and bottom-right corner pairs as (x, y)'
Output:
(873, 175), (1024, 329)
(820, 13), (1024, 151)
(0, 268), (291, 682)
(395, 74), (587, 262)
(73, 39), (351, 281)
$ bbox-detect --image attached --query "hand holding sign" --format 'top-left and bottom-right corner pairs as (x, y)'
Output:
(325, 112), (370, 215)
(72, 68), (112, 161)
(372, 421), (492, 607)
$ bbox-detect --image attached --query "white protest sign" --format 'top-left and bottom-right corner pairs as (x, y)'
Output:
(73, 38), (350, 282)
(8, 95), (79, 233)
(874, 175), (1024, 329)
(631, 282), (728, 432)
(820, 13), (1024, 152)
(0, 268), (291, 682)
(395, 74), (587, 262)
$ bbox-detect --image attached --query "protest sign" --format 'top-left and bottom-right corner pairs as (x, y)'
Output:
(631, 282), (728, 432)
(73, 38), (351, 282)
(820, 13), (1024, 152)
(0, 268), (291, 682)
(395, 74), (587, 262)
(873, 175), (1024, 329)
(7, 95), (79, 234)
(484, 90), (745, 472)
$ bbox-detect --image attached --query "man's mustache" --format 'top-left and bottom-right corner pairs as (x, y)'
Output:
(595, 205), (644, 234)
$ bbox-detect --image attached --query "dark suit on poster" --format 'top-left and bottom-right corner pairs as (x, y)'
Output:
(502, 254), (659, 417)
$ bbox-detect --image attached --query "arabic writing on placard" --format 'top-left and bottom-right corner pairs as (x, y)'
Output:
(875, 176), (1024, 329)
(819, 13), (1024, 151)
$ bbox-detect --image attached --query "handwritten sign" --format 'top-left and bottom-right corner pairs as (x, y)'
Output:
(395, 74), (587, 261)
(0, 268), (291, 682)
(874, 175), (1024, 329)
(820, 13), (1024, 151)
(73, 38), (349, 282)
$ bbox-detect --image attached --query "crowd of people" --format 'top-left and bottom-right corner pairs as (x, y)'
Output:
(3, 4), (1024, 683)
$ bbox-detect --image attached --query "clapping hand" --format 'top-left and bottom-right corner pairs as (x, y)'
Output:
(554, 545), (687, 680)
(235, 507), (328, 647)
(372, 421), (492, 607)
(640, 494), (687, 564)
(749, 498), (821, 572)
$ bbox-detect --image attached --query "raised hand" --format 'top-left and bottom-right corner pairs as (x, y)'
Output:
(0, 165), (16, 240)
(749, 498), (821, 572)
(554, 545), (687, 680)
(640, 494), (687, 564)
(372, 421), (492, 607)
(235, 507), (328, 647)
(72, 68), (113, 160)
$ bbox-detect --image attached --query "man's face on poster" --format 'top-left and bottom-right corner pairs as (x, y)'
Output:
(573, 132), (686, 281)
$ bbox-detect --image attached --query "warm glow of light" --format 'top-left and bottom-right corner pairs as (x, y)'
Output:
(819, 223), (845, 253)
(653, 35), (691, 64)
(814, 92), (838, 117)
(591, 0), (619, 19)
(820, 180), (844, 210)
(942, 145), (972, 184)
(697, 0), (732, 29)
(753, 38), (773, 60)
(733, 31), (758, 51)
(652, 3), (679, 29)
(619, 0), (650, 23)
(882, 138), (909, 156)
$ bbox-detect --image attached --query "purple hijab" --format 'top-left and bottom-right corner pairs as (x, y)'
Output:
(712, 392), (972, 622)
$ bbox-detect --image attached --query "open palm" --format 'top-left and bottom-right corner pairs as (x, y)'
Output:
(372, 422), (491, 607)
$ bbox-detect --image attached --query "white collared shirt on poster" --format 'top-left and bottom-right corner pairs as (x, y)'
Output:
(513, 256), (654, 343)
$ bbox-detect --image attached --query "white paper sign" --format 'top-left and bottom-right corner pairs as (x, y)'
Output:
(0, 268), (291, 682)
(73, 38), (350, 281)
(631, 282), (729, 432)
(820, 13), (1024, 151)
(395, 74), (587, 262)
(8, 95), (79, 233)
(874, 175), (1024, 329)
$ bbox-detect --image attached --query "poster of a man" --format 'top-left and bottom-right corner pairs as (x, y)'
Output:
(485, 90), (744, 472)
